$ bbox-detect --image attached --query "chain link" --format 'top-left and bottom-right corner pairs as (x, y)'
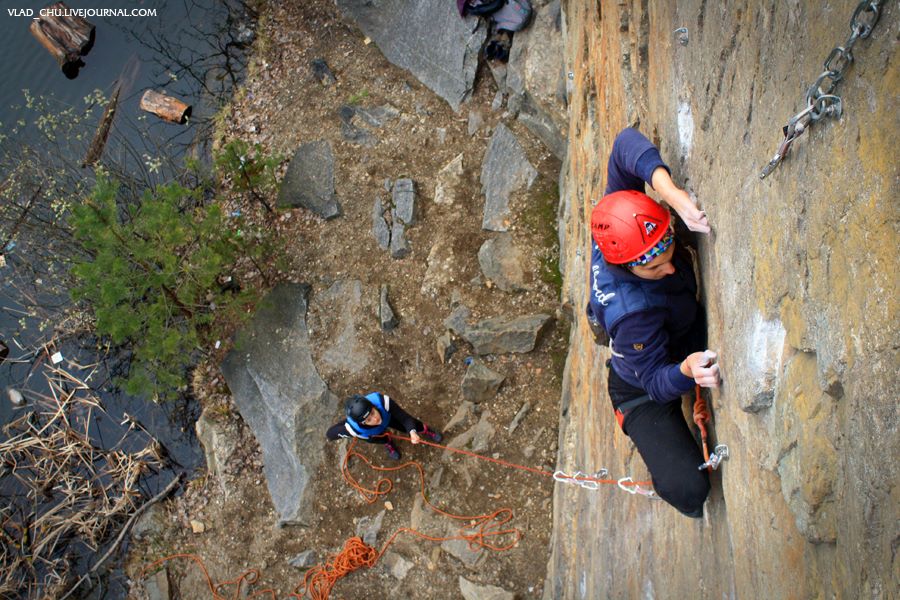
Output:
(760, 1), (884, 179)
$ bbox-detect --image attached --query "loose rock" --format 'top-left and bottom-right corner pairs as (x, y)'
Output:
(310, 58), (337, 85)
(478, 234), (530, 292)
(434, 153), (464, 205)
(437, 332), (457, 363)
(461, 362), (505, 403)
(379, 284), (399, 331)
(508, 401), (531, 434)
(391, 178), (417, 225)
(459, 576), (514, 600)
(447, 311), (551, 355)
(277, 141), (341, 219)
(288, 550), (319, 569)
(356, 509), (386, 546)
(372, 197), (391, 250)
(390, 222), (410, 259)
(382, 551), (414, 580)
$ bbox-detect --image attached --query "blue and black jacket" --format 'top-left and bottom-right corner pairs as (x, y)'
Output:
(587, 128), (703, 403)
(326, 392), (422, 442)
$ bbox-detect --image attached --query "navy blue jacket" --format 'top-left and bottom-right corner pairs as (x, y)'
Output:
(588, 128), (699, 402)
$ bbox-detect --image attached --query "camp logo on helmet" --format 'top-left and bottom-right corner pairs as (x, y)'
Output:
(643, 220), (657, 236)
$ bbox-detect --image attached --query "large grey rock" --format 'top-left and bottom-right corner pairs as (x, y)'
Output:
(277, 141), (341, 219)
(505, 0), (567, 158)
(372, 197), (391, 250)
(391, 178), (417, 225)
(461, 362), (505, 403)
(310, 280), (372, 376)
(221, 284), (336, 525)
(446, 311), (551, 355)
(336, 0), (486, 112)
(478, 234), (530, 291)
(481, 124), (537, 231)
(459, 577), (514, 600)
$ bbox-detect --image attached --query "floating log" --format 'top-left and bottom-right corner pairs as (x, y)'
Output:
(30, 2), (95, 77)
(139, 90), (192, 124)
(82, 83), (120, 168)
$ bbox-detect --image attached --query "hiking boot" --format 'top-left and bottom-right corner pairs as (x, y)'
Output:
(421, 425), (443, 443)
(384, 441), (401, 460)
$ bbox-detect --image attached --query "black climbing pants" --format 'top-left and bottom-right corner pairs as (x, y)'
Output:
(608, 365), (710, 517)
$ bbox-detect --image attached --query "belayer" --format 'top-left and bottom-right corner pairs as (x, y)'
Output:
(587, 128), (721, 518)
(326, 392), (443, 460)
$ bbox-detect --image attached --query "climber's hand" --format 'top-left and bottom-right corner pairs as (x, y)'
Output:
(409, 431), (421, 445)
(651, 168), (711, 233)
(681, 350), (721, 388)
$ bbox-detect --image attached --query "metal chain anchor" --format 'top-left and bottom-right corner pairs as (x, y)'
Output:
(760, 0), (885, 179)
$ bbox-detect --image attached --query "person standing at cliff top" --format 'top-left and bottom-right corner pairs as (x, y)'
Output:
(586, 128), (720, 518)
(326, 392), (443, 460)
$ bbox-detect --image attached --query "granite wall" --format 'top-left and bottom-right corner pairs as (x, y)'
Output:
(546, 1), (898, 598)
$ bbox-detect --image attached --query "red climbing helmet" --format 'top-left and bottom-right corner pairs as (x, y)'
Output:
(591, 190), (671, 264)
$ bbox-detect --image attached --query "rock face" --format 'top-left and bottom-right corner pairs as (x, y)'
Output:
(546, 2), (898, 599)
(277, 141), (340, 219)
(221, 283), (336, 526)
(481, 124), (537, 231)
(336, 0), (486, 112)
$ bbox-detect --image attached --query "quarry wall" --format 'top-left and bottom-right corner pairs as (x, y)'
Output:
(546, 1), (898, 598)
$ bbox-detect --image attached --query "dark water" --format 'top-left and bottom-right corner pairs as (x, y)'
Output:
(0, 1), (252, 597)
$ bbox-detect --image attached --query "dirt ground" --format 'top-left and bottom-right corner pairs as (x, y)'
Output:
(126, 2), (567, 598)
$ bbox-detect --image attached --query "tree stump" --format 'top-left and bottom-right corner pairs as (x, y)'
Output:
(139, 90), (193, 124)
(30, 2), (95, 77)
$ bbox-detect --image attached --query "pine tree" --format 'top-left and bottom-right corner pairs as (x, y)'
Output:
(70, 173), (254, 400)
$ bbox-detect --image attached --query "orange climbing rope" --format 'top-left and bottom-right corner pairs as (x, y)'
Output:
(140, 434), (655, 599)
(692, 385), (712, 470)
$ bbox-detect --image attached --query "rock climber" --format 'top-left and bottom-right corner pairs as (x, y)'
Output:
(586, 128), (720, 518)
(326, 392), (443, 460)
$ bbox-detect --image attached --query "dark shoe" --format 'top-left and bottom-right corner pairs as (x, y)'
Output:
(681, 506), (704, 519)
(422, 425), (443, 443)
(384, 441), (401, 460)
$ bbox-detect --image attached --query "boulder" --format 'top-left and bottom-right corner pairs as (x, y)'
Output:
(442, 535), (484, 568)
(467, 110), (484, 136)
(221, 283), (337, 525)
(310, 280), (372, 377)
(446, 310), (551, 355)
(277, 141), (341, 219)
(336, 0), (486, 112)
(480, 124), (537, 231)
(477, 234), (530, 291)
(459, 577), (514, 600)
(461, 362), (505, 403)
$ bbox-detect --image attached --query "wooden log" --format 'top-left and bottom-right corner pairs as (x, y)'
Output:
(82, 83), (120, 168)
(139, 90), (192, 124)
(29, 3), (95, 74)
